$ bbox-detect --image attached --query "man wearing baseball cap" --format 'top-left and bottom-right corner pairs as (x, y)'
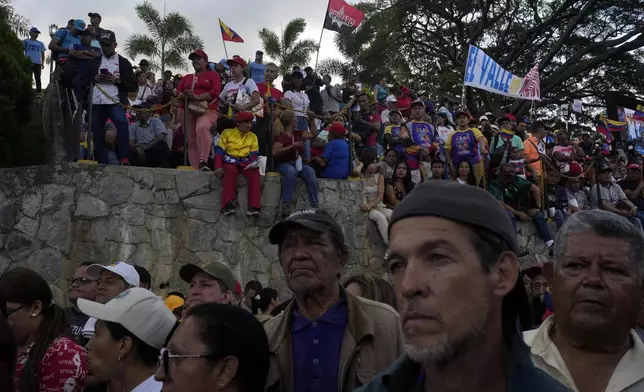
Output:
(48, 19), (86, 69)
(179, 261), (236, 311)
(264, 208), (403, 392)
(83, 29), (137, 165)
(219, 55), (260, 119)
(82, 262), (140, 339)
(249, 50), (266, 83)
(138, 59), (155, 83)
(128, 101), (170, 168)
(445, 110), (489, 186)
(78, 288), (176, 391)
(381, 94), (401, 125)
(213, 111), (261, 216)
(357, 181), (570, 392)
(24, 27), (46, 93)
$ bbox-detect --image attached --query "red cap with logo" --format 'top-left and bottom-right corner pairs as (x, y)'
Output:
(189, 49), (208, 62)
(329, 122), (346, 138)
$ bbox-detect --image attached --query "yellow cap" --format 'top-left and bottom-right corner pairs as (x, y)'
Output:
(164, 295), (184, 312)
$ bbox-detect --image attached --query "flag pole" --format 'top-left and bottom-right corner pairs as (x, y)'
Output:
(222, 39), (229, 59)
(314, 0), (331, 71)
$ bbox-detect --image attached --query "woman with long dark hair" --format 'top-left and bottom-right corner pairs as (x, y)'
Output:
(0, 267), (87, 392)
(251, 288), (279, 324)
(452, 160), (477, 186)
(385, 159), (414, 208)
(0, 315), (16, 392)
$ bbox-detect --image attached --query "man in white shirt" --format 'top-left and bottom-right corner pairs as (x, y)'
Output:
(84, 30), (137, 165)
(380, 94), (401, 125)
(523, 210), (644, 392)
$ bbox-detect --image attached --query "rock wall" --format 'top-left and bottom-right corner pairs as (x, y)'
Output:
(0, 165), (552, 304)
(0, 165), (386, 304)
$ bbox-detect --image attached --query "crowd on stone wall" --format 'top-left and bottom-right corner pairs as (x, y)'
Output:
(13, 12), (644, 392)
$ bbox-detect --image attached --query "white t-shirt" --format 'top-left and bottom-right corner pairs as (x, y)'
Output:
(284, 90), (310, 117)
(436, 125), (454, 143)
(219, 78), (259, 106)
(93, 54), (121, 105)
(456, 178), (467, 185)
(82, 317), (97, 338)
(131, 375), (162, 392)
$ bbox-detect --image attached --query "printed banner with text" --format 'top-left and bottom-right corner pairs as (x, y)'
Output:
(464, 45), (541, 101)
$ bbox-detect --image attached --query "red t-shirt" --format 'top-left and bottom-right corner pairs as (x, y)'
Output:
(14, 336), (88, 392)
(274, 131), (303, 164)
(177, 71), (222, 110)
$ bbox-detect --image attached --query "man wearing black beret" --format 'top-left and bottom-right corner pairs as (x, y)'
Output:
(357, 181), (571, 392)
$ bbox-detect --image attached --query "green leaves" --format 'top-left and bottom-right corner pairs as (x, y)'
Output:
(258, 18), (319, 76)
(125, 1), (203, 74)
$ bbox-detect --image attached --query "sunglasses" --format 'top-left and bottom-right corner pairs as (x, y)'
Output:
(157, 347), (220, 380)
(68, 277), (98, 286)
(1, 303), (25, 318)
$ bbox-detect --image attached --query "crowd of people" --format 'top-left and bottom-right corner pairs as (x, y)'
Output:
(28, 15), (644, 246)
(1, 195), (643, 392)
(13, 12), (644, 392)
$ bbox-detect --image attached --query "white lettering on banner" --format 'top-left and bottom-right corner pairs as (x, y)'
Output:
(463, 45), (541, 101)
(328, 6), (357, 29)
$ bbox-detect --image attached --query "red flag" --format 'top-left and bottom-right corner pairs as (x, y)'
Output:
(323, 0), (365, 35)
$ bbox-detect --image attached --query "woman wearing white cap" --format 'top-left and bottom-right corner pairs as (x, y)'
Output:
(78, 288), (177, 392)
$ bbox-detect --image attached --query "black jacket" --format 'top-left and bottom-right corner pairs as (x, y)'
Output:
(81, 53), (137, 106)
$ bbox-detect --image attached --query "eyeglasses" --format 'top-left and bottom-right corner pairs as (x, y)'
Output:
(68, 277), (97, 286)
(157, 347), (219, 380)
(1, 304), (25, 318)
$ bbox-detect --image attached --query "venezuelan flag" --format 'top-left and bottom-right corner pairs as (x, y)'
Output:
(219, 18), (244, 43)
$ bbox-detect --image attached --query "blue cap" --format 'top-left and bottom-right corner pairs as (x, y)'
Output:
(219, 58), (230, 69)
(30, 27), (41, 34)
(74, 19), (87, 31)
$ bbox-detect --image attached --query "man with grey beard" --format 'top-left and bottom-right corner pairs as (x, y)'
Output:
(357, 181), (571, 392)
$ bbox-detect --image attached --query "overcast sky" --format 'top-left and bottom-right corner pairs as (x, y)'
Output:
(14, 0), (345, 86)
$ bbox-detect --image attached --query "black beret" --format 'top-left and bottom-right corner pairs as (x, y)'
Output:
(389, 180), (518, 252)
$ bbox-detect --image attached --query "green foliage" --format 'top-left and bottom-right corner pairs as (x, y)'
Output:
(0, 4), (42, 168)
(325, 0), (644, 116)
(124, 1), (204, 74)
(0, 0), (30, 37)
(258, 18), (319, 76)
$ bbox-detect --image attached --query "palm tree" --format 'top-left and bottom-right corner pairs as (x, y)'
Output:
(124, 1), (204, 75)
(258, 18), (318, 76)
(0, 0), (30, 37)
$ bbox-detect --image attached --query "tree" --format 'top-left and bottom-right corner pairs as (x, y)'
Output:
(325, 0), (644, 117)
(258, 18), (319, 76)
(0, 1), (42, 167)
(0, 0), (30, 37)
(124, 1), (204, 74)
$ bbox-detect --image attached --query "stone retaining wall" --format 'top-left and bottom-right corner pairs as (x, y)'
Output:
(0, 165), (387, 304)
(0, 165), (551, 304)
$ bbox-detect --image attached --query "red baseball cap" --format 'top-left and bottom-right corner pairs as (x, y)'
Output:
(627, 163), (641, 171)
(236, 111), (254, 123)
(568, 163), (583, 176)
(234, 281), (243, 295)
(329, 122), (346, 138)
(189, 49), (208, 62)
(227, 56), (247, 69)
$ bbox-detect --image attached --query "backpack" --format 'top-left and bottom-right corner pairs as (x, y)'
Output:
(490, 133), (513, 166)
(51, 28), (68, 61)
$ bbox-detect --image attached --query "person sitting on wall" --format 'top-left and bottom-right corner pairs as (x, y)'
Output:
(128, 102), (170, 168)
(214, 111), (261, 217)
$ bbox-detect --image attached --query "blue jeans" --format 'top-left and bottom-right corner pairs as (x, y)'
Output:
(554, 209), (565, 228)
(92, 104), (130, 164)
(507, 210), (554, 243)
(295, 117), (311, 159)
(278, 162), (318, 206)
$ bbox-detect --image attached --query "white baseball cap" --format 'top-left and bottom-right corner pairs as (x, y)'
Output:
(78, 288), (176, 350)
(385, 94), (398, 103)
(479, 115), (489, 122)
(87, 262), (140, 287)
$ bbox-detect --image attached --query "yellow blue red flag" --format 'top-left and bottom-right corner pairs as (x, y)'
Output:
(219, 18), (244, 43)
